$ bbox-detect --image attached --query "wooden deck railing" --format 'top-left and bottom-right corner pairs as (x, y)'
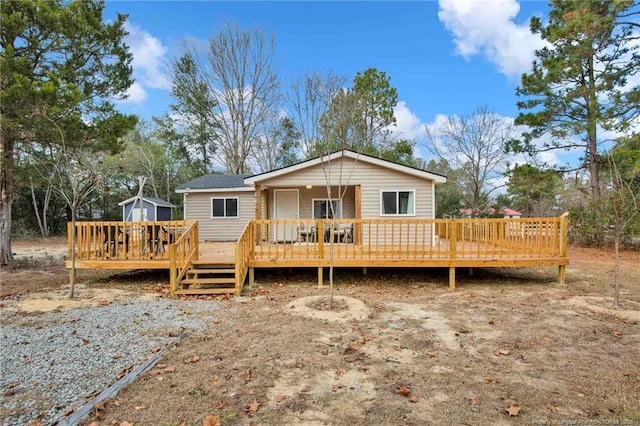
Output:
(235, 221), (254, 295)
(68, 220), (194, 263)
(251, 215), (569, 264)
(168, 221), (199, 297)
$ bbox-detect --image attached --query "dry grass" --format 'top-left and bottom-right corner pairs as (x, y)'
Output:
(2, 240), (639, 425)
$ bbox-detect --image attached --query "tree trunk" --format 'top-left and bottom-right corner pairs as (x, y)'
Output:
(587, 52), (603, 244)
(613, 234), (620, 309)
(70, 209), (77, 299)
(0, 136), (14, 265)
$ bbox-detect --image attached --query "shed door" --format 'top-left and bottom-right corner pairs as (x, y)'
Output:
(274, 189), (298, 241)
(131, 208), (148, 221)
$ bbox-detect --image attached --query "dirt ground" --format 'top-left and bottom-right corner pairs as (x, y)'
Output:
(1, 239), (639, 425)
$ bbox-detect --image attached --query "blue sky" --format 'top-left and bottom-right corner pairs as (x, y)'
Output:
(104, 0), (553, 160)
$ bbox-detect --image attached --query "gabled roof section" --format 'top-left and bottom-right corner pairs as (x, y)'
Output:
(118, 196), (176, 208)
(244, 150), (447, 185)
(175, 174), (252, 194)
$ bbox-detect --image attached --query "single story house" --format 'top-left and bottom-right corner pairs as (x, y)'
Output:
(176, 150), (446, 242)
(118, 196), (176, 221)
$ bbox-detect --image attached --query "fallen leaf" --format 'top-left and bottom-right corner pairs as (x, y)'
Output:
(335, 368), (347, 377)
(493, 348), (511, 356)
(94, 401), (105, 411)
(111, 353), (122, 359)
(113, 399), (122, 407)
(120, 422), (132, 426)
(81, 338), (90, 345)
(97, 300), (110, 306)
(483, 376), (495, 383)
(612, 331), (622, 337)
(469, 397), (478, 406)
(134, 405), (146, 410)
(244, 400), (260, 415)
(505, 405), (520, 416)
(245, 369), (252, 383)
(408, 396), (419, 403)
(396, 386), (411, 397)
(275, 394), (287, 402)
(210, 375), (219, 384)
(213, 318), (221, 324)
(203, 415), (220, 426)
(164, 366), (176, 373)
(215, 400), (224, 409)
(88, 422), (100, 426)
(547, 404), (558, 413)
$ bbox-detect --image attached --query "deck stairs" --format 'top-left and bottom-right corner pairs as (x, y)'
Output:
(174, 260), (236, 295)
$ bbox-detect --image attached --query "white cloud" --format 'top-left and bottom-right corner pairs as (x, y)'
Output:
(392, 101), (424, 140)
(120, 22), (171, 105)
(438, 0), (546, 78)
(121, 81), (147, 104)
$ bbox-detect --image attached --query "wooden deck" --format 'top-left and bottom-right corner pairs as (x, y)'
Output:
(67, 215), (569, 295)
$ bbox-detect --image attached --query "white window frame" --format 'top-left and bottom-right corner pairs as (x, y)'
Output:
(312, 198), (342, 219)
(211, 197), (239, 219)
(380, 189), (416, 216)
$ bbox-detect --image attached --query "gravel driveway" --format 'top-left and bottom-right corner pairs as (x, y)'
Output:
(0, 298), (218, 425)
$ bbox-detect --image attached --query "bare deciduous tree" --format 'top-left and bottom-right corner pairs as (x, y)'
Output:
(425, 106), (515, 215)
(605, 156), (638, 309)
(176, 23), (280, 174)
(287, 70), (346, 157)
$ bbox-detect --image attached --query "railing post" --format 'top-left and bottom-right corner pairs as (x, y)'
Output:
(235, 242), (241, 296)
(169, 244), (176, 298)
(449, 220), (457, 290)
(558, 212), (569, 285)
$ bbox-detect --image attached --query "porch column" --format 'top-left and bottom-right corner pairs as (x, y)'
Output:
(354, 185), (361, 244)
(255, 184), (262, 243)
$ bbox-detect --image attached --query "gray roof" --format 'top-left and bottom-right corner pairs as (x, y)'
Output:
(118, 196), (176, 208)
(176, 174), (249, 190)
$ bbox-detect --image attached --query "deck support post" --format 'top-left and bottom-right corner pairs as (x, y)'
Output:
(249, 267), (255, 287)
(317, 267), (324, 287)
(449, 267), (456, 290)
(362, 267), (367, 275)
(558, 265), (566, 285)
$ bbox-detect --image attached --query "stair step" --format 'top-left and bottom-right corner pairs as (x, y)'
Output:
(192, 260), (234, 267)
(175, 288), (235, 295)
(181, 278), (236, 285)
(187, 268), (235, 274)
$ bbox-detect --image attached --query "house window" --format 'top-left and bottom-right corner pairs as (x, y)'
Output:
(381, 190), (415, 216)
(313, 199), (341, 219)
(211, 197), (239, 218)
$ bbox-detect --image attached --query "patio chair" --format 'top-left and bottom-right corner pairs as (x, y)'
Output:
(101, 225), (128, 257)
(145, 224), (163, 256)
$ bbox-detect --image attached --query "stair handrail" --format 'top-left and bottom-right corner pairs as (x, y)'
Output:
(169, 221), (199, 297)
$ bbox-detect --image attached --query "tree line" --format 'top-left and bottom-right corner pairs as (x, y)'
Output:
(1, 0), (638, 264)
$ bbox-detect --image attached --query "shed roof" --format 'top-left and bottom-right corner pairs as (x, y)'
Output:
(118, 196), (176, 208)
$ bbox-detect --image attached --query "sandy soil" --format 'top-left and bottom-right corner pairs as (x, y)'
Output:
(1, 241), (639, 425)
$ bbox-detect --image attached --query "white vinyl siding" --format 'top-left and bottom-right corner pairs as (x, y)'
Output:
(184, 191), (254, 241)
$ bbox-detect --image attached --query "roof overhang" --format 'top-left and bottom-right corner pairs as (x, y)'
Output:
(175, 186), (255, 194)
(244, 150), (447, 185)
